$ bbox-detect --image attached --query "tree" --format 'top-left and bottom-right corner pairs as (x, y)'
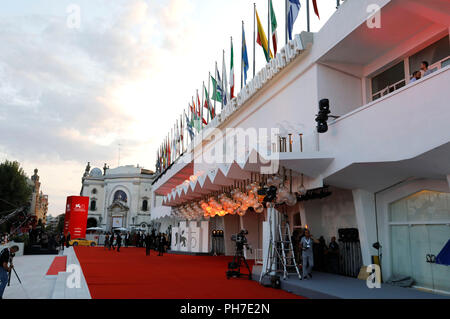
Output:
(57, 214), (65, 234)
(0, 160), (33, 232)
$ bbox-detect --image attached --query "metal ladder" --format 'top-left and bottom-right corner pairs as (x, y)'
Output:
(278, 215), (302, 280)
(260, 208), (302, 283)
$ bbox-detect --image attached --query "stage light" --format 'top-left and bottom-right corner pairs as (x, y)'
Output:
(316, 99), (331, 133)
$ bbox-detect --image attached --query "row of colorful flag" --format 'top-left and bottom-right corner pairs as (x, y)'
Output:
(156, 0), (322, 174)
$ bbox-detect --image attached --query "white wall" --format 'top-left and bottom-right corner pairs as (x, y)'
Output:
(303, 187), (358, 242)
(317, 64), (363, 116)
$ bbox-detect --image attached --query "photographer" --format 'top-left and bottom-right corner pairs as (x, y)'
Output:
(0, 245), (19, 299)
(300, 229), (319, 280)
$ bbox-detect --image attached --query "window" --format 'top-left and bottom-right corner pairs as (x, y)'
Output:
(90, 200), (97, 211)
(113, 190), (127, 203)
(142, 200), (148, 211)
(92, 188), (97, 195)
(371, 61), (405, 101)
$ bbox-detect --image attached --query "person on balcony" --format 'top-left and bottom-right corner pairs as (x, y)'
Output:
(421, 61), (433, 77)
(410, 71), (422, 83)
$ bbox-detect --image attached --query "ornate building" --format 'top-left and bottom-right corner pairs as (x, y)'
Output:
(80, 163), (156, 232)
(28, 169), (49, 225)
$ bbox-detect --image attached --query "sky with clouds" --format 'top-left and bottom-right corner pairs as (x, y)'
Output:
(0, 0), (337, 216)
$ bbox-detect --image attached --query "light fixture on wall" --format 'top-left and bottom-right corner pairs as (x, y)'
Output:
(298, 174), (307, 196)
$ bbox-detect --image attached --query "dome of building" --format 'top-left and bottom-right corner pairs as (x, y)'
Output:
(90, 168), (103, 177)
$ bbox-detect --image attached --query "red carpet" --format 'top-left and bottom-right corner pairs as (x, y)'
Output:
(46, 256), (67, 276)
(75, 247), (304, 299)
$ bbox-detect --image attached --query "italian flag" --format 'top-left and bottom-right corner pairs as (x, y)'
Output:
(256, 8), (273, 63)
(270, 0), (278, 56)
(230, 38), (235, 99)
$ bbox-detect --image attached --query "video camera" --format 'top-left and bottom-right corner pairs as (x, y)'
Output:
(231, 230), (251, 253)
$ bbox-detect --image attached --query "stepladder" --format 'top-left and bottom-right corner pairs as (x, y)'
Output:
(260, 207), (302, 283)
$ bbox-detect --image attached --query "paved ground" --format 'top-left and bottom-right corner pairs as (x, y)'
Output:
(3, 255), (56, 299)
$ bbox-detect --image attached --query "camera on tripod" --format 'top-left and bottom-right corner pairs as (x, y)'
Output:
(226, 230), (252, 280)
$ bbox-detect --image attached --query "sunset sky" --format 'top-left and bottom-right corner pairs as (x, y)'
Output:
(0, 0), (337, 216)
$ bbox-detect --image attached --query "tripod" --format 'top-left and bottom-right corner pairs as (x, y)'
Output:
(226, 244), (252, 280)
(7, 262), (30, 299)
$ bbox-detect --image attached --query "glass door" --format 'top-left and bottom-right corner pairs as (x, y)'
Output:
(409, 225), (434, 289)
(428, 225), (450, 293)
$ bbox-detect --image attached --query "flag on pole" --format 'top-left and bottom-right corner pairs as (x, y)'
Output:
(287, 0), (300, 41)
(222, 51), (228, 106)
(185, 112), (194, 141)
(230, 38), (235, 99)
(204, 85), (214, 120)
(255, 8), (273, 63)
(211, 70), (223, 103)
(269, 0), (278, 56)
(312, 0), (320, 19)
(242, 23), (249, 85)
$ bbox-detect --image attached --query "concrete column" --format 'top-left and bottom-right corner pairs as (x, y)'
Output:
(352, 189), (379, 266)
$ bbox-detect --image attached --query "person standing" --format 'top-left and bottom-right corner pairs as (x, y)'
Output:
(300, 229), (319, 280)
(0, 245), (19, 299)
(116, 233), (122, 252)
(145, 234), (152, 256)
(421, 61), (433, 77)
(110, 233), (115, 251)
(125, 232), (130, 248)
(104, 233), (110, 250)
(157, 233), (165, 256)
(328, 236), (340, 274)
(65, 233), (71, 248)
(60, 233), (65, 250)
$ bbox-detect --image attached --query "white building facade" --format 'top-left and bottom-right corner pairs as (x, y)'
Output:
(151, 0), (450, 295)
(81, 163), (156, 232)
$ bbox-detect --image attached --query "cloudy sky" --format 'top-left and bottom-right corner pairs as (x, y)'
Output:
(0, 0), (336, 216)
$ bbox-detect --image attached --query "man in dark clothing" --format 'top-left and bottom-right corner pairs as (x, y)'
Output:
(104, 234), (110, 250)
(60, 234), (65, 250)
(65, 233), (71, 248)
(110, 233), (115, 251)
(145, 234), (152, 256)
(116, 234), (122, 252)
(328, 236), (340, 274)
(125, 233), (130, 248)
(157, 233), (166, 256)
(0, 245), (19, 299)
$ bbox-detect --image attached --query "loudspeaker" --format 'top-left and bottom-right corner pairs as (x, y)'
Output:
(338, 228), (359, 242)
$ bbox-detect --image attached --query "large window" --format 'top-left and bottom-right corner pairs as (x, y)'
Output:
(389, 191), (450, 293)
(409, 35), (450, 75)
(90, 200), (97, 211)
(114, 190), (128, 203)
(142, 200), (148, 211)
(371, 61), (405, 101)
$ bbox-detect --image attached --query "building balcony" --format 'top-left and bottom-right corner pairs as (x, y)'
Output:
(321, 66), (450, 191)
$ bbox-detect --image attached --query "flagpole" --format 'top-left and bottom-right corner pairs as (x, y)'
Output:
(230, 36), (233, 100)
(285, 0), (288, 45)
(222, 49), (224, 111)
(208, 71), (211, 123)
(201, 85), (204, 129)
(253, 3), (256, 78)
(307, 0), (311, 32)
(241, 21), (244, 90)
(214, 62), (217, 118)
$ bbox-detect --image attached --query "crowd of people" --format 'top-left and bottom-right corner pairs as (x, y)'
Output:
(102, 230), (169, 256)
(291, 228), (340, 280)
